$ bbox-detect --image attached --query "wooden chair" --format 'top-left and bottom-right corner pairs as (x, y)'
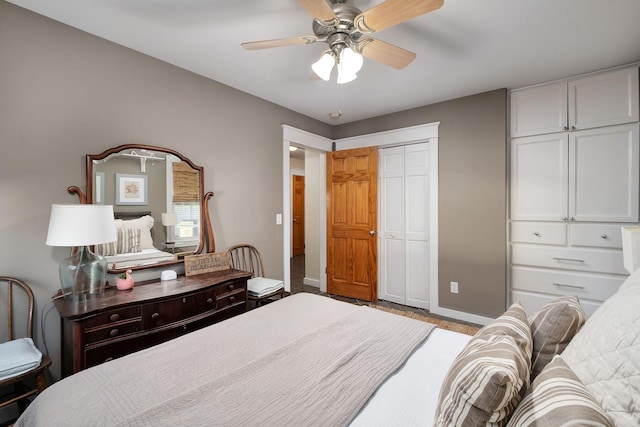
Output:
(226, 244), (286, 308)
(0, 277), (52, 413)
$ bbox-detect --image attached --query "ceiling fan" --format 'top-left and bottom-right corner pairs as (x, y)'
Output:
(241, 0), (444, 83)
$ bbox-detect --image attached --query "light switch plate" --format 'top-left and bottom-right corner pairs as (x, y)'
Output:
(276, 213), (282, 225)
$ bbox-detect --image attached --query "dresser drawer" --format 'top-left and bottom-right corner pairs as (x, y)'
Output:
(142, 290), (216, 329)
(512, 290), (602, 318)
(511, 266), (624, 302)
(511, 244), (627, 275)
(511, 222), (566, 245)
(216, 285), (246, 311)
(570, 224), (625, 249)
(81, 306), (141, 329)
(84, 319), (143, 345)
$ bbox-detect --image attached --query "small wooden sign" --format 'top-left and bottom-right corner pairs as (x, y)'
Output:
(184, 252), (230, 276)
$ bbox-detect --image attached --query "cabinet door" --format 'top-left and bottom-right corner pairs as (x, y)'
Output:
(510, 82), (567, 137)
(511, 134), (569, 220)
(569, 67), (639, 130)
(569, 123), (639, 222)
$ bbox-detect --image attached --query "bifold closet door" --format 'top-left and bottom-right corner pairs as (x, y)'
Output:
(380, 143), (430, 308)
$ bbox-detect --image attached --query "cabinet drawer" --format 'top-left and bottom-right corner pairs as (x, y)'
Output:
(511, 266), (624, 302)
(81, 306), (141, 329)
(511, 290), (601, 318)
(511, 222), (566, 245)
(570, 224), (624, 249)
(511, 244), (626, 275)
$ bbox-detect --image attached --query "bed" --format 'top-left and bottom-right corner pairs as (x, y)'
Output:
(99, 213), (176, 269)
(16, 269), (640, 426)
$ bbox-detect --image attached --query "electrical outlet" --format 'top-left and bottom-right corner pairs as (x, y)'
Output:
(450, 281), (459, 294)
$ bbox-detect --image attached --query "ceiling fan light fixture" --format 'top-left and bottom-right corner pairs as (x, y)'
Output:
(339, 47), (363, 75)
(311, 51), (335, 81)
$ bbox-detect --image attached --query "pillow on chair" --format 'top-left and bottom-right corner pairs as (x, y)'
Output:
(0, 338), (43, 381)
(247, 277), (284, 297)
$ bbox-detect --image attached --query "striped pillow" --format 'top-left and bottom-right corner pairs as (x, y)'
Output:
(528, 296), (586, 380)
(434, 303), (533, 427)
(506, 356), (612, 427)
(95, 240), (117, 256)
(116, 228), (141, 254)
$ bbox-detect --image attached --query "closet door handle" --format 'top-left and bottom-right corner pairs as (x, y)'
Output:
(369, 230), (376, 236)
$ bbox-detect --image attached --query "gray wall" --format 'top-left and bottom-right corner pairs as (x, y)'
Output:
(0, 2), (331, 380)
(333, 89), (508, 318)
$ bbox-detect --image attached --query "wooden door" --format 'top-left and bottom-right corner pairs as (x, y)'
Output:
(326, 147), (378, 301)
(292, 175), (305, 256)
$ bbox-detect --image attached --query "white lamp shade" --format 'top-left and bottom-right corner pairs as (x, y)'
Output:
(46, 204), (117, 247)
(161, 212), (179, 226)
(621, 226), (640, 273)
(339, 48), (363, 75)
(311, 51), (335, 81)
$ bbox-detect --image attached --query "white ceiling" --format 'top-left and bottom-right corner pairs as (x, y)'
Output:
(8, 0), (640, 125)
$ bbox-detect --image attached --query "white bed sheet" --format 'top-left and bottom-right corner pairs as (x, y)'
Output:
(351, 327), (471, 426)
(104, 248), (175, 268)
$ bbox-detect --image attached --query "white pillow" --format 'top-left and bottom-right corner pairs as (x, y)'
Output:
(116, 215), (155, 250)
(0, 338), (43, 381)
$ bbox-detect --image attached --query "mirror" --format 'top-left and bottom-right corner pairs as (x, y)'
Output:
(71, 144), (214, 273)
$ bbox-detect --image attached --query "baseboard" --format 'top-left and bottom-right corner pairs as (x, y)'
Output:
(303, 278), (320, 288)
(430, 305), (495, 326)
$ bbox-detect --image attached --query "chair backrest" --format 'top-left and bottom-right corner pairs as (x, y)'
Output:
(226, 244), (265, 278)
(1, 276), (35, 341)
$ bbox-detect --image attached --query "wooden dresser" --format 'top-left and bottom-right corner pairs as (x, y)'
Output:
(54, 269), (252, 377)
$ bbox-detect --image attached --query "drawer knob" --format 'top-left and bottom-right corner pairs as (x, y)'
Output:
(601, 234), (608, 239)
(182, 298), (187, 303)
(109, 328), (119, 337)
(109, 313), (120, 322)
(229, 284), (235, 290)
(229, 296), (236, 303)
(206, 298), (213, 305)
(183, 325), (187, 330)
(151, 312), (160, 320)
(533, 232), (540, 237)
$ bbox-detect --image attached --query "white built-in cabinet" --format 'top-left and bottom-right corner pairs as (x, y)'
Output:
(509, 65), (640, 317)
(379, 143), (430, 309)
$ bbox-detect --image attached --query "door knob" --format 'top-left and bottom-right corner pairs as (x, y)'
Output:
(369, 230), (375, 236)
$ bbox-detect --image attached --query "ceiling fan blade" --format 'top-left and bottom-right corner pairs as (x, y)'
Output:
(242, 36), (317, 51)
(355, 0), (443, 33)
(295, 0), (338, 22)
(357, 38), (416, 69)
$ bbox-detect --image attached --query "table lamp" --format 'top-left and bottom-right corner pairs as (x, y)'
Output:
(621, 226), (640, 273)
(46, 204), (117, 300)
(161, 212), (178, 245)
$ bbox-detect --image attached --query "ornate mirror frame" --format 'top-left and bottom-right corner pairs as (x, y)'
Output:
(68, 144), (215, 273)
